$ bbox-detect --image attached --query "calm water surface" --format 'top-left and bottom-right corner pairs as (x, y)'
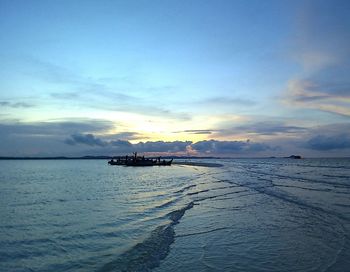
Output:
(0, 158), (349, 271)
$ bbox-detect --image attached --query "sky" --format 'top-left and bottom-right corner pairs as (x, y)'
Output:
(0, 0), (349, 157)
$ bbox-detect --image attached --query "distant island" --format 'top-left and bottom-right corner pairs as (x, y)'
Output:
(286, 155), (302, 159)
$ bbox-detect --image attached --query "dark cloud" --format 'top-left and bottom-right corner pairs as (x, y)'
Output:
(185, 130), (213, 135)
(110, 139), (133, 148)
(305, 134), (350, 151)
(65, 133), (272, 155)
(191, 139), (272, 154)
(108, 132), (145, 141)
(310, 123), (350, 134)
(64, 134), (191, 154)
(0, 119), (114, 157)
(2, 120), (349, 157)
(292, 93), (330, 103)
(174, 129), (221, 135)
(134, 141), (191, 153)
(292, 123), (350, 152)
(65, 134), (107, 147)
(0, 101), (34, 108)
(0, 119), (113, 137)
(65, 133), (191, 153)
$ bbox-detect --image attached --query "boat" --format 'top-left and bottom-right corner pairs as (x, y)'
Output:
(108, 159), (125, 165)
(156, 158), (173, 166)
(125, 159), (155, 166)
(108, 153), (173, 167)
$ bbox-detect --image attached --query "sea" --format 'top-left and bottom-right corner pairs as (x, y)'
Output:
(0, 158), (349, 272)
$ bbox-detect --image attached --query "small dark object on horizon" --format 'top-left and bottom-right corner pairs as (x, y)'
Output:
(287, 155), (302, 159)
(108, 152), (173, 167)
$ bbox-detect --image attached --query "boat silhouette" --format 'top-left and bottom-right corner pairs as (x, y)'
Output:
(108, 153), (173, 166)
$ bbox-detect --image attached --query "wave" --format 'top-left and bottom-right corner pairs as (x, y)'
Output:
(225, 177), (350, 222)
(244, 169), (350, 189)
(154, 197), (180, 209)
(322, 174), (350, 179)
(194, 190), (249, 202)
(99, 202), (194, 272)
(293, 163), (350, 170)
(173, 184), (196, 194)
(274, 183), (333, 192)
(232, 159), (350, 170)
(187, 189), (210, 196)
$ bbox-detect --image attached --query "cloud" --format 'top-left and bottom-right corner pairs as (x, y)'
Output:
(174, 129), (221, 135)
(50, 92), (80, 100)
(49, 84), (190, 121)
(106, 98), (190, 122)
(64, 133), (275, 155)
(0, 119), (114, 137)
(108, 132), (145, 141)
(88, 100), (191, 121)
(211, 120), (308, 139)
(2, 55), (193, 123)
(65, 133), (108, 147)
(0, 101), (34, 108)
(134, 141), (191, 153)
(64, 134), (191, 153)
(301, 123), (350, 151)
(284, 78), (350, 117)
(64, 133), (273, 155)
(305, 134), (350, 151)
(19, 57), (190, 121)
(22, 57), (83, 86)
(0, 119), (116, 156)
(293, 1), (350, 72)
(64, 134), (134, 149)
(191, 139), (272, 154)
(110, 139), (134, 149)
(234, 121), (307, 136)
(1, 120), (349, 157)
(284, 1), (350, 117)
(200, 96), (256, 107)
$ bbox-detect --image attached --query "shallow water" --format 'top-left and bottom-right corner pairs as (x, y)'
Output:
(0, 158), (349, 271)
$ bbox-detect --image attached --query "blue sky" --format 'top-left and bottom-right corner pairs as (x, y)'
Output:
(0, 0), (349, 157)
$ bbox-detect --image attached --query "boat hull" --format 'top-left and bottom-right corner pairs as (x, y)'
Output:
(108, 157), (173, 166)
